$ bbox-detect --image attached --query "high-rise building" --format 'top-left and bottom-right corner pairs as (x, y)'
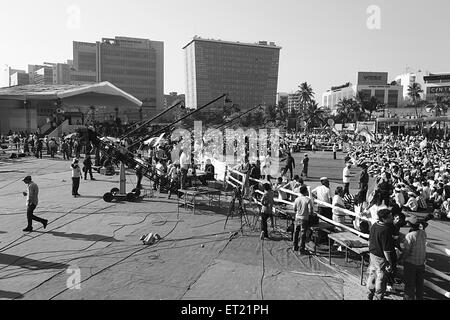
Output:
(10, 72), (30, 86)
(183, 37), (281, 113)
(28, 64), (53, 84)
(394, 70), (429, 102)
(72, 41), (98, 84)
(96, 37), (164, 117)
(287, 93), (301, 113)
(72, 37), (164, 118)
(53, 62), (72, 85)
(322, 72), (404, 112)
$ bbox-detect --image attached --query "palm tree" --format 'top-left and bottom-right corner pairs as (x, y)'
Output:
(301, 101), (326, 130)
(365, 96), (383, 120)
(336, 98), (363, 126)
(407, 82), (424, 118)
(297, 82), (314, 114)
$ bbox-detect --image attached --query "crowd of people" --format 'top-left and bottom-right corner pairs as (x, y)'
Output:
(231, 130), (450, 300)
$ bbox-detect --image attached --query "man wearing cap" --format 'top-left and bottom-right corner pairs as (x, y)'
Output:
(311, 177), (332, 220)
(400, 216), (427, 300)
(22, 176), (47, 232)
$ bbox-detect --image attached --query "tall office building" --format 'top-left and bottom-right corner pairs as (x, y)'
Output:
(28, 64), (53, 84)
(72, 41), (98, 84)
(96, 37), (164, 117)
(72, 37), (164, 118)
(183, 37), (281, 113)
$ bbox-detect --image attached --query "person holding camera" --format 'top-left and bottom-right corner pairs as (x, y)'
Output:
(71, 158), (82, 197)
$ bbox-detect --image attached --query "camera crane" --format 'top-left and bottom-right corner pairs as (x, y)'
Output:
(77, 93), (230, 202)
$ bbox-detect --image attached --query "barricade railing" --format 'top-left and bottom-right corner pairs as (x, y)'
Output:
(233, 171), (450, 298)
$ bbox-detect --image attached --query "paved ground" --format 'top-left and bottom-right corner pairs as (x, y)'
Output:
(0, 151), (448, 300)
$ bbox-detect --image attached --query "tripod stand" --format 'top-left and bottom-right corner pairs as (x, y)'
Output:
(224, 187), (253, 234)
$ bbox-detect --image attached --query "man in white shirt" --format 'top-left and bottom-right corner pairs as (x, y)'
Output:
(311, 177), (332, 220)
(343, 162), (352, 195)
(179, 150), (190, 189)
(22, 176), (48, 232)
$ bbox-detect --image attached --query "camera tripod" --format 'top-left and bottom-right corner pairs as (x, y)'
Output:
(224, 187), (253, 234)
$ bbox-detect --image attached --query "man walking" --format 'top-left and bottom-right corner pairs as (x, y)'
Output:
(367, 209), (395, 300)
(282, 152), (295, 180)
(293, 185), (314, 254)
(400, 216), (427, 300)
(22, 176), (48, 232)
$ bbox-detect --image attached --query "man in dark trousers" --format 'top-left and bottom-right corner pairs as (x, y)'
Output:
(359, 164), (369, 201)
(135, 154), (143, 189)
(282, 152), (295, 180)
(82, 154), (95, 180)
(22, 176), (48, 232)
(301, 154), (309, 178)
(366, 209), (395, 300)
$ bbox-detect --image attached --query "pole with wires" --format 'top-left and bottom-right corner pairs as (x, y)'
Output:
(120, 100), (184, 140)
(128, 93), (230, 150)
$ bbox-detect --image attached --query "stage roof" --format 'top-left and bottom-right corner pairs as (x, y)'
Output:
(0, 82), (143, 108)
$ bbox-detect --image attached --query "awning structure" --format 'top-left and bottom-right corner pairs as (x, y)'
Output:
(376, 116), (450, 123)
(0, 82), (142, 108)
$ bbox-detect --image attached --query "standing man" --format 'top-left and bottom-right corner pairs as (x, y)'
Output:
(179, 149), (190, 190)
(260, 183), (274, 240)
(343, 162), (352, 195)
(400, 216), (427, 300)
(61, 140), (69, 160)
(71, 158), (82, 197)
(367, 209), (395, 300)
(293, 185), (314, 254)
(22, 176), (48, 232)
(311, 177), (332, 220)
(332, 143), (338, 160)
(82, 154), (95, 180)
(359, 164), (369, 201)
(301, 154), (309, 178)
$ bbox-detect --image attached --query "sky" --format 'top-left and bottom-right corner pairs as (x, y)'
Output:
(1, 0), (450, 101)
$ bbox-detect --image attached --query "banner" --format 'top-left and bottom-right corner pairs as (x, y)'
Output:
(356, 121), (376, 133)
(344, 123), (355, 131)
